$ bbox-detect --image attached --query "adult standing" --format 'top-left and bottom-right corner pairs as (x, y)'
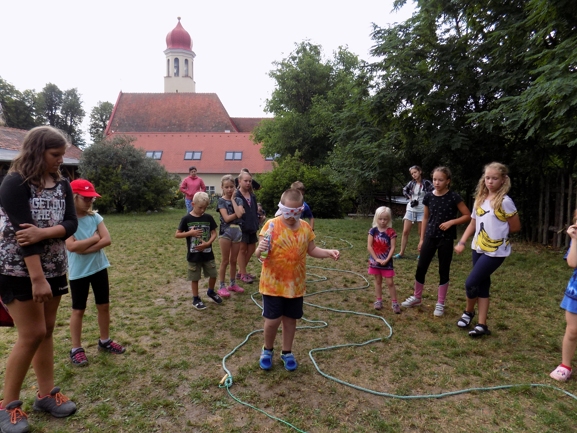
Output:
(236, 171), (259, 283)
(180, 166), (206, 213)
(394, 165), (434, 259)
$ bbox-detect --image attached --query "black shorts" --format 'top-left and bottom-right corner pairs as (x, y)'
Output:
(69, 268), (110, 310)
(241, 232), (258, 244)
(0, 274), (69, 304)
(262, 294), (304, 320)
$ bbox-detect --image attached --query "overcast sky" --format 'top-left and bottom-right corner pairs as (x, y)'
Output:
(1, 1), (414, 135)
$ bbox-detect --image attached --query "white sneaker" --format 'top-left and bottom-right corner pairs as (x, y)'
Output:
(434, 303), (445, 317)
(401, 296), (422, 307)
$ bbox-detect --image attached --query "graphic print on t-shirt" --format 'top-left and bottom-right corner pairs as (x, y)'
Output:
(187, 222), (212, 253)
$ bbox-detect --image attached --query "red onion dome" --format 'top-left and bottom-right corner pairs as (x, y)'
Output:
(166, 17), (192, 50)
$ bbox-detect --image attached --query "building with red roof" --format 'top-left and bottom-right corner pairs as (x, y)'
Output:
(105, 18), (273, 194)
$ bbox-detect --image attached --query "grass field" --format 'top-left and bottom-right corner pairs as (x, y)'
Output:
(1, 208), (576, 432)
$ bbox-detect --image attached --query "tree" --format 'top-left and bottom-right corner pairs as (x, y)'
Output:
(79, 135), (180, 213)
(252, 42), (365, 166)
(0, 77), (39, 129)
(89, 101), (113, 143)
(37, 83), (63, 126)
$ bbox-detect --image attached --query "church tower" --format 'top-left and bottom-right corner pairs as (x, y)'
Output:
(164, 17), (196, 93)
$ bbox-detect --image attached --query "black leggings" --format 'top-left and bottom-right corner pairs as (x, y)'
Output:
(415, 237), (454, 285)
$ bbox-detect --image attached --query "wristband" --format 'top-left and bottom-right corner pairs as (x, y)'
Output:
(458, 241), (465, 246)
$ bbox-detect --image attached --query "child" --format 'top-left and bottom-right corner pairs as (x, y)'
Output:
(455, 162), (520, 337)
(401, 167), (471, 317)
(216, 175), (245, 297)
(394, 165), (434, 259)
(368, 207), (401, 313)
(255, 189), (340, 371)
(0, 126), (77, 433)
(175, 192), (222, 310)
(236, 171), (260, 284)
(66, 179), (126, 367)
(257, 202), (266, 227)
(291, 181), (314, 231)
(550, 215), (577, 381)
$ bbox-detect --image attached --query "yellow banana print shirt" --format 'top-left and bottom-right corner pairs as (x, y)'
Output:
(471, 196), (517, 257)
(259, 217), (315, 298)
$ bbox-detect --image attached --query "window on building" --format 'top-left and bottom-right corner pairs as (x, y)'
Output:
(184, 59), (189, 77)
(184, 151), (202, 160)
(206, 186), (215, 195)
(174, 58), (179, 77)
(145, 151), (163, 160)
(225, 151), (243, 160)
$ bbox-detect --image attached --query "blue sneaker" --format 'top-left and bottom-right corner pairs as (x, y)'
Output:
(259, 347), (273, 370)
(280, 353), (298, 371)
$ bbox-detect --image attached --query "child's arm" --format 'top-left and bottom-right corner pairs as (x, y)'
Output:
(439, 201), (471, 231)
(232, 198), (245, 218)
(307, 240), (340, 260)
(367, 233), (385, 266)
(195, 229), (217, 252)
(66, 231), (100, 254)
(507, 214), (521, 233)
(175, 227), (203, 239)
(219, 208), (239, 223)
(455, 218), (476, 254)
(567, 226), (577, 268)
(255, 234), (266, 259)
(79, 221), (111, 254)
(418, 206), (429, 251)
(382, 236), (396, 265)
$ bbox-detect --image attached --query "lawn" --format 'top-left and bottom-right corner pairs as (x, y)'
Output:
(0, 208), (576, 432)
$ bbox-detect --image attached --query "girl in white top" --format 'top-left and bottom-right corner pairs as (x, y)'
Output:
(66, 179), (125, 367)
(455, 162), (521, 337)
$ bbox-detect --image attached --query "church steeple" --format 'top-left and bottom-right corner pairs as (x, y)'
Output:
(164, 17), (196, 93)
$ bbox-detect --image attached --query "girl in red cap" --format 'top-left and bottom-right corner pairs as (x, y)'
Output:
(66, 179), (126, 367)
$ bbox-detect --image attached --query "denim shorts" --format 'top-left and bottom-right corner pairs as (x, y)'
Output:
(219, 224), (242, 243)
(187, 260), (217, 281)
(403, 210), (424, 222)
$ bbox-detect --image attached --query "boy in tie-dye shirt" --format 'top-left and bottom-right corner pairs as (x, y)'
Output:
(255, 189), (340, 372)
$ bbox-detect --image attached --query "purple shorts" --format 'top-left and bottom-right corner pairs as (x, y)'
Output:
(368, 267), (395, 278)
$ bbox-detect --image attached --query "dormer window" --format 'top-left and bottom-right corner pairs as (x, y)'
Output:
(146, 151), (163, 160)
(184, 151), (202, 160)
(225, 151), (243, 160)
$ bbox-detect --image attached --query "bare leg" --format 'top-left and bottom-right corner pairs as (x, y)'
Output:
(219, 237), (232, 284)
(32, 296), (61, 396)
(385, 277), (397, 301)
(374, 275), (383, 299)
(229, 242), (241, 282)
(263, 317), (282, 349)
(399, 219), (413, 256)
(191, 281), (199, 297)
(237, 242), (248, 275)
(245, 242), (257, 272)
(466, 297), (477, 313)
(281, 317), (297, 352)
(562, 311), (577, 368)
(477, 297), (490, 325)
(2, 299), (46, 403)
(70, 308), (85, 348)
(96, 303), (110, 341)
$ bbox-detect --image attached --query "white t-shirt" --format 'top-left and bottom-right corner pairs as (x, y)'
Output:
(471, 196), (517, 257)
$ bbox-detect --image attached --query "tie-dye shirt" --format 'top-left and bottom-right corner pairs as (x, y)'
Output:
(258, 216), (315, 298)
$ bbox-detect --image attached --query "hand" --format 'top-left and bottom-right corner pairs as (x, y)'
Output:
(439, 220), (453, 231)
(195, 242), (208, 252)
(454, 243), (465, 254)
(417, 240), (423, 252)
(92, 231), (101, 242)
(189, 228), (203, 237)
(257, 238), (269, 252)
(568, 225), (577, 239)
(16, 223), (43, 246)
(328, 250), (340, 261)
(32, 278), (53, 303)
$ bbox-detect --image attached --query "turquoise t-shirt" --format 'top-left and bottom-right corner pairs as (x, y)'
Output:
(67, 213), (110, 280)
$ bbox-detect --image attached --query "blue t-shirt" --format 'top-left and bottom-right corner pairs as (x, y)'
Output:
(67, 213), (110, 280)
(564, 245), (577, 301)
(302, 202), (314, 219)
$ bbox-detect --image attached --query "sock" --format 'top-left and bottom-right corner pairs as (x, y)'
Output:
(100, 338), (111, 345)
(207, 288), (215, 294)
(264, 346), (273, 352)
(193, 296), (201, 302)
(376, 297), (382, 302)
(230, 279), (236, 286)
(414, 281), (424, 299)
(561, 363), (572, 371)
(282, 350), (292, 355)
(437, 282), (449, 305)
(71, 347), (82, 353)
(391, 299), (397, 303)
(219, 282), (226, 289)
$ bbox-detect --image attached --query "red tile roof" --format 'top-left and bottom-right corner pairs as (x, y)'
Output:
(230, 117), (267, 133)
(106, 92), (246, 134)
(109, 132), (273, 174)
(0, 126), (82, 161)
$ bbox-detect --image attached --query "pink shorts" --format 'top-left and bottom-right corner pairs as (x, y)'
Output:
(368, 267), (395, 278)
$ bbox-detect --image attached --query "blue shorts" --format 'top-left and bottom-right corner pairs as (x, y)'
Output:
(561, 295), (577, 314)
(262, 294), (303, 320)
(403, 210), (424, 222)
(219, 224), (242, 243)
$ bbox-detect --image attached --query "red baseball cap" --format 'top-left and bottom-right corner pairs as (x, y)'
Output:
(70, 179), (101, 198)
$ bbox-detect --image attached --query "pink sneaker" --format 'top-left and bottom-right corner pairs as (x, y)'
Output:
(550, 365), (572, 382)
(228, 284), (245, 293)
(240, 274), (254, 284)
(217, 287), (231, 298)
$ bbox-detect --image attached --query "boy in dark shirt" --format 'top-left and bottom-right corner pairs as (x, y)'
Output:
(175, 192), (222, 310)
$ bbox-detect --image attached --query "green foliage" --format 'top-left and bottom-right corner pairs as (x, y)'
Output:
(88, 101), (113, 143)
(256, 153), (348, 218)
(0, 76), (39, 129)
(79, 135), (180, 213)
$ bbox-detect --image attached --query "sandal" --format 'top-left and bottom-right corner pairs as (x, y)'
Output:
(457, 311), (475, 328)
(469, 323), (491, 337)
(280, 353), (298, 371)
(393, 253), (403, 259)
